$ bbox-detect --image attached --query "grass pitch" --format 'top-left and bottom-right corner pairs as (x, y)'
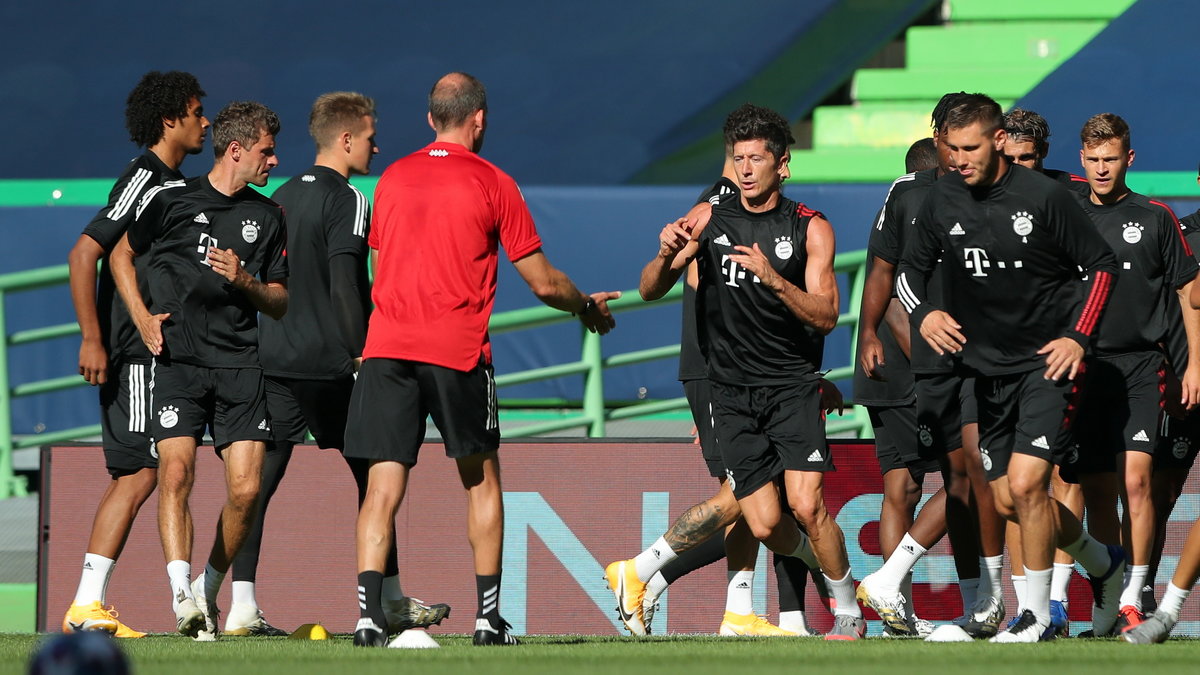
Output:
(3, 632), (1199, 675)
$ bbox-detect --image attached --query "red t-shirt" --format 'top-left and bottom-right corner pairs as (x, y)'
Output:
(365, 141), (543, 371)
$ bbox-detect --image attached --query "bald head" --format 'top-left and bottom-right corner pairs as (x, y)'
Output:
(429, 72), (487, 131)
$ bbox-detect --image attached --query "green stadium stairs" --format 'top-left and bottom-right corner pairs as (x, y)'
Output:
(787, 0), (1138, 183)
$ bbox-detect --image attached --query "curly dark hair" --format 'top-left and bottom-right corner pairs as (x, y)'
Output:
(124, 71), (205, 148)
(930, 92), (971, 132)
(722, 104), (794, 160)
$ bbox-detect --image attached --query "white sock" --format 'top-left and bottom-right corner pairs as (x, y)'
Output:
(231, 581), (257, 608)
(981, 555), (1004, 599)
(1024, 567), (1052, 626)
(1051, 562), (1074, 602)
(1121, 564), (1150, 609)
(645, 572), (670, 604)
(1058, 531), (1111, 575)
(73, 554), (115, 606)
(874, 534), (926, 592)
(825, 570), (861, 618)
(778, 610), (809, 632)
(1159, 583), (1191, 621)
(959, 578), (979, 614)
(167, 560), (193, 609)
(634, 537), (678, 582)
(203, 563), (225, 602)
(382, 575), (403, 604)
(789, 530), (819, 569)
(1011, 575), (1027, 612)
(725, 570), (754, 615)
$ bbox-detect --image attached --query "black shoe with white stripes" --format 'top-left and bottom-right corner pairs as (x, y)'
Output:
(473, 617), (520, 646)
(353, 618), (387, 647)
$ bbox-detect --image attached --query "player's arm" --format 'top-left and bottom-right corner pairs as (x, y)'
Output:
(330, 253), (369, 371)
(858, 255), (896, 377)
(1177, 276), (1200, 409)
(639, 202), (710, 301)
(728, 215), (839, 334)
(884, 299), (912, 359)
(896, 197), (964, 355)
(206, 247), (288, 319)
(67, 235), (108, 384)
(1039, 190), (1119, 380)
(110, 233), (168, 355)
(512, 249), (621, 335)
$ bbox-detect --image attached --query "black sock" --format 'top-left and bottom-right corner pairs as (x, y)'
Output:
(476, 573), (501, 623)
(357, 571), (386, 629)
(661, 531), (726, 584)
(774, 553), (808, 612)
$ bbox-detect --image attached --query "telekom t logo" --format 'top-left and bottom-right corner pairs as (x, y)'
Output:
(964, 247), (990, 277)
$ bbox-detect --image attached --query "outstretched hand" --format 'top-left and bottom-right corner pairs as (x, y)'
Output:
(919, 310), (966, 355)
(580, 291), (623, 335)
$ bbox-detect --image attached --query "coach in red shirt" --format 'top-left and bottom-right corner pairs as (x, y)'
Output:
(345, 72), (621, 649)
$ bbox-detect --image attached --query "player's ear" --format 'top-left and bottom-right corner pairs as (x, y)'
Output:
(342, 130), (353, 152)
(993, 128), (1007, 151)
(1126, 148), (1136, 168)
(1079, 147), (1086, 169)
(427, 112), (437, 132)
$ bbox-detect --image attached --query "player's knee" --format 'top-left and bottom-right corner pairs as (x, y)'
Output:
(157, 463), (193, 496)
(1123, 471), (1151, 501)
(787, 497), (823, 528)
(227, 479), (260, 512)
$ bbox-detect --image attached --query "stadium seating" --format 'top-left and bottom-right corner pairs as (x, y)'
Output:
(787, 0), (1138, 183)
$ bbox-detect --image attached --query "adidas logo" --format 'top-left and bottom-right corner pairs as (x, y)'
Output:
(652, 549), (661, 559)
(83, 561), (93, 570)
(193, 212), (209, 224)
(807, 449), (822, 462)
(713, 234), (731, 246)
(1132, 429), (1149, 442)
(901, 545), (915, 555)
(1031, 436), (1050, 450)
(950, 223), (965, 236)
(735, 582), (750, 589)
(176, 589), (188, 604)
(258, 419), (269, 431)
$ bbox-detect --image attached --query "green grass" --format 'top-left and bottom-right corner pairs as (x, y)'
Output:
(2, 633), (1199, 675)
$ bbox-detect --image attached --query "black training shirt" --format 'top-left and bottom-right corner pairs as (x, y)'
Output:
(262, 166), (371, 379)
(896, 165), (1118, 376)
(1078, 192), (1197, 354)
(127, 175), (288, 368)
(679, 177), (739, 382)
(696, 196), (826, 385)
(81, 151), (182, 365)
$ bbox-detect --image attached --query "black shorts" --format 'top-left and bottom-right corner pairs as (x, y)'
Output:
(150, 359), (271, 449)
(869, 404), (938, 480)
(976, 369), (1080, 482)
(265, 375), (355, 450)
(1155, 412), (1200, 471)
(683, 379), (723, 478)
(914, 372), (977, 459)
(1067, 352), (1164, 479)
(342, 357), (499, 465)
(710, 379), (832, 501)
(99, 361), (157, 478)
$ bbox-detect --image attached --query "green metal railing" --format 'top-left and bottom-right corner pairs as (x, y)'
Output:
(0, 251), (870, 498)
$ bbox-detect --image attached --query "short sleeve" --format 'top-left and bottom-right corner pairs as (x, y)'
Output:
(326, 184), (370, 259)
(495, 172), (542, 262)
(262, 208), (289, 282)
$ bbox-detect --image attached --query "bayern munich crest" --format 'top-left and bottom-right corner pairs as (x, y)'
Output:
(1011, 211), (1033, 237)
(1123, 222), (1143, 244)
(774, 236), (793, 259)
(242, 219), (259, 243)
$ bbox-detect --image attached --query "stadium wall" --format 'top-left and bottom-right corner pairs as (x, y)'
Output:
(39, 441), (1200, 636)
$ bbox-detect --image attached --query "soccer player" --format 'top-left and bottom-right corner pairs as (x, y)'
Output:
(346, 72), (620, 648)
(63, 70), (208, 638)
(110, 101), (289, 640)
(853, 137), (948, 637)
(856, 94), (1008, 640)
(1065, 113), (1198, 634)
(1000, 107), (1086, 633)
(608, 141), (829, 639)
(640, 103), (866, 640)
(1002, 108), (1091, 195)
(896, 94), (1126, 642)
